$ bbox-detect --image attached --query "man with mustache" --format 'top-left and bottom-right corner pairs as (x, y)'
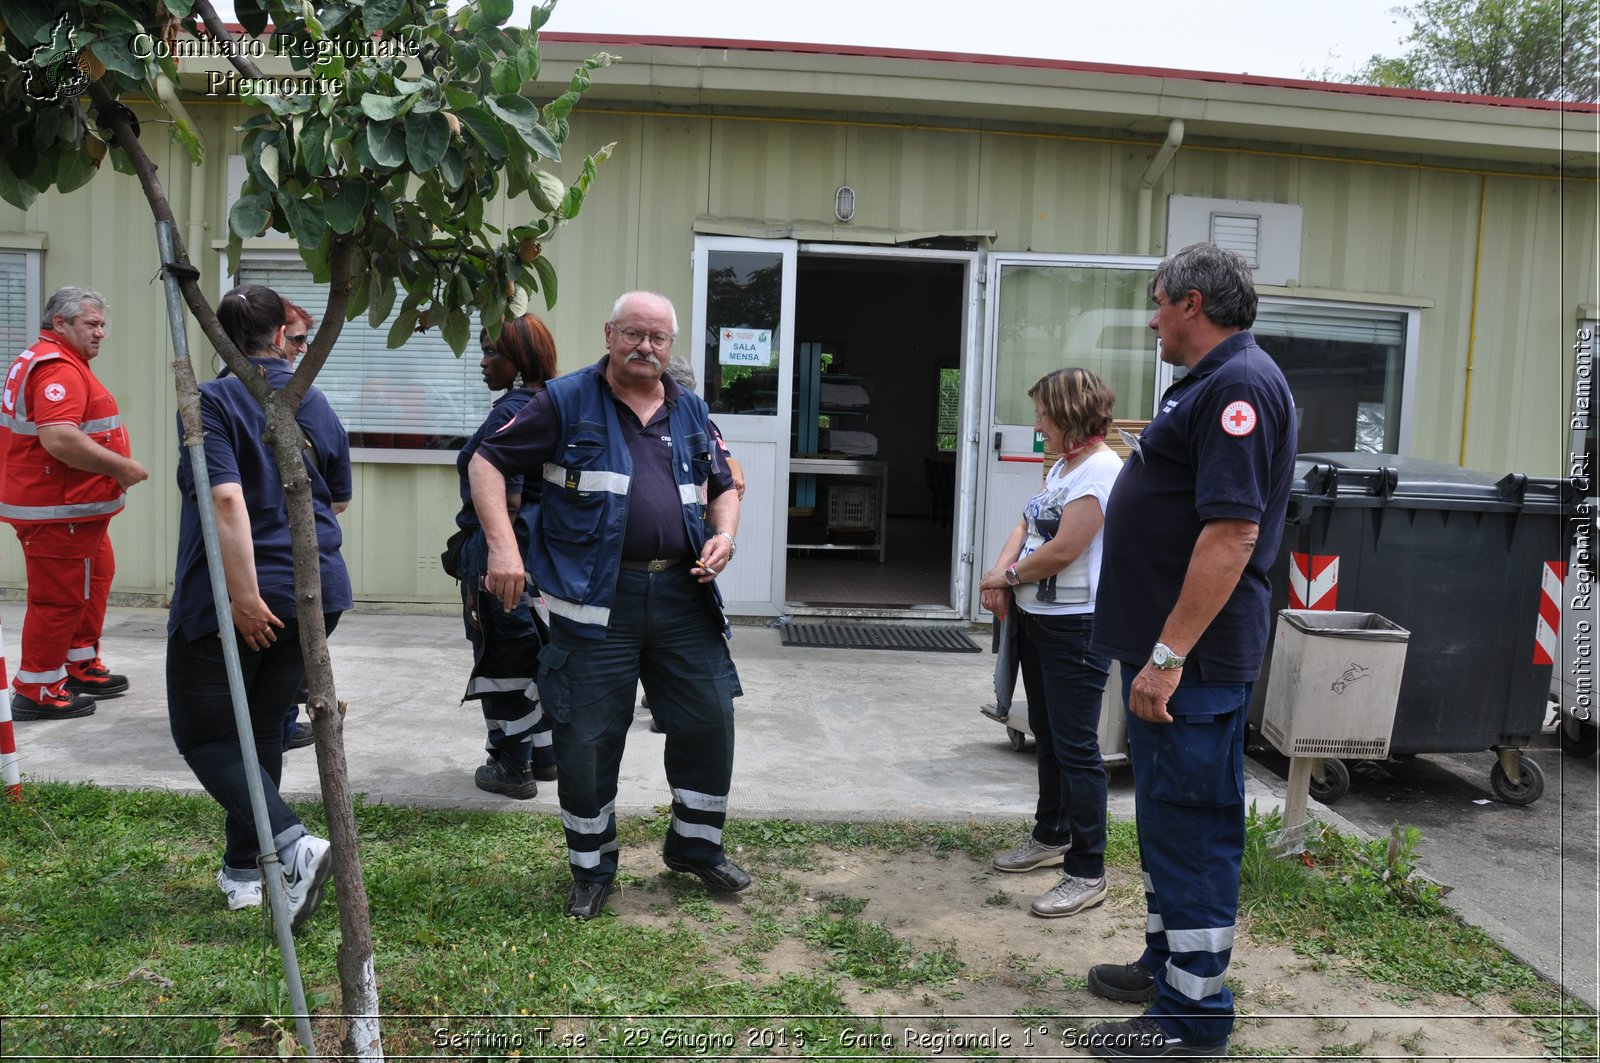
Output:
(469, 290), (746, 921)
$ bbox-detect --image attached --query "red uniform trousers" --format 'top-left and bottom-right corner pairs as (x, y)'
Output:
(10, 519), (114, 701)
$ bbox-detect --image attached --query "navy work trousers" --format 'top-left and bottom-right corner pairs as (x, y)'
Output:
(1016, 609), (1109, 880)
(537, 565), (741, 884)
(166, 613), (340, 871)
(1122, 666), (1250, 1047)
(460, 577), (555, 770)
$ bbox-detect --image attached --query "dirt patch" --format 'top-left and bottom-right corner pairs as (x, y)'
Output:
(611, 843), (1544, 1059)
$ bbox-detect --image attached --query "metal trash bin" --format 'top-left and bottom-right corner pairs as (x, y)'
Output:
(1251, 453), (1576, 805)
(1262, 610), (1409, 760)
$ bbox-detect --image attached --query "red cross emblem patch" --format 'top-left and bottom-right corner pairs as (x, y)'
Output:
(1220, 400), (1257, 436)
(42, 382), (67, 403)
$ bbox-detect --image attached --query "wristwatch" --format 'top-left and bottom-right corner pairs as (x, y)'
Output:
(1151, 642), (1187, 670)
(714, 530), (737, 557)
(1004, 563), (1021, 587)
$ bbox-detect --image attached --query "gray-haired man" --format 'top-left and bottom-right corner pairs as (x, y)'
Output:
(0, 287), (148, 720)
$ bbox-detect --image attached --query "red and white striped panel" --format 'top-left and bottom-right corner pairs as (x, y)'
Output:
(0, 617), (17, 803)
(1534, 560), (1566, 666)
(1288, 553), (1339, 610)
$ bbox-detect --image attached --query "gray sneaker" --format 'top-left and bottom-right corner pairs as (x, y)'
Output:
(992, 836), (1071, 873)
(1031, 874), (1107, 918)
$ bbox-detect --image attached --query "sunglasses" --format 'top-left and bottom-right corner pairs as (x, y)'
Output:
(286, 333), (308, 345)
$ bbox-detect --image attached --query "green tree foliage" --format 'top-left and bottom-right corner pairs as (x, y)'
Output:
(0, 5), (613, 1053)
(0, 0), (614, 353)
(1347, 0), (1598, 101)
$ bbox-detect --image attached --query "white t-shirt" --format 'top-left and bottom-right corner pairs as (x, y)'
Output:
(1014, 448), (1123, 616)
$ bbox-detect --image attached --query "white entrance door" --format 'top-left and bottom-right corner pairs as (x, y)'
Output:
(690, 236), (798, 616)
(975, 253), (1162, 618)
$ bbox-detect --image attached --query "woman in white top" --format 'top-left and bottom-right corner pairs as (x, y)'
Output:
(980, 367), (1123, 920)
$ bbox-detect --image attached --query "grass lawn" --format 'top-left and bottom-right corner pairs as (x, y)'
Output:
(0, 783), (1593, 1059)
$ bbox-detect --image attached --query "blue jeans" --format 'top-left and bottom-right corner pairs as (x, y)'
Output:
(1122, 667), (1249, 1046)
(166, 614), (340, 870)
(536, 566), (741, 883)
(1017, 609), (1110, 879)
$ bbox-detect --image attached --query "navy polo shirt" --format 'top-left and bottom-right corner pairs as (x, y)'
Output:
(475, 356), (734, 561)
(456, 386), (536, 531)
(169, 357), (354, 639)
(1092, 331), (1297, 682)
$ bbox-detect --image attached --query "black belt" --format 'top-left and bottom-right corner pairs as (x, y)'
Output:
(619, 557), (688, 573)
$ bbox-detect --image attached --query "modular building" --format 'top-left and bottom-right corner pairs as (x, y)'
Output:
(1, 34), (1596, 621)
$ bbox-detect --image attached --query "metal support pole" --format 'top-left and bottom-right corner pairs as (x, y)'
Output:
(156, 222), (318, 1058)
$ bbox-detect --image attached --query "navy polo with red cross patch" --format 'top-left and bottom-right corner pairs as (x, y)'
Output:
(1091, 330), (1298, 683)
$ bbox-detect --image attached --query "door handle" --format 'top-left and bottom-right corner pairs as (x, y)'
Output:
(994, 430), (1002, 452)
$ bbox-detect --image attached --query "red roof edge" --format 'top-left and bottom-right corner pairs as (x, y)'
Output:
(210, 24), (1595, 113)
(538, 31), (1600, 114)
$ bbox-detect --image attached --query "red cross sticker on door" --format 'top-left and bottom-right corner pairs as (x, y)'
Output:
(1221, 400), (1257, 436)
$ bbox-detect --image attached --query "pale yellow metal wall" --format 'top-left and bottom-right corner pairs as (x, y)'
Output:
(2, 98), (1593, 606)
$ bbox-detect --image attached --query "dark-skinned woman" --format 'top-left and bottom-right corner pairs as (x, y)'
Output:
(453, 313), (560, 798)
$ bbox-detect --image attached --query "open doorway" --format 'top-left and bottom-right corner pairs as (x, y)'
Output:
(785, 254), (967, 612)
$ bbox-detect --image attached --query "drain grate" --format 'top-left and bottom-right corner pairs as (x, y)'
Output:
(780, 622), (980, 653)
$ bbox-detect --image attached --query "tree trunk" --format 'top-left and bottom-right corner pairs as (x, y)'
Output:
(262, 395), (383, 1060)
(91, 83), (384, 1059)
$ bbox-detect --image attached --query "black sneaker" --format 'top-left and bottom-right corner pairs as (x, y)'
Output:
(1088, 960), (1158, 1003)
(284, 722), (315, 750)
(474, 757), (538, 799)
(11, 689), (97, 721)
(1083, 1015), (1226, 1058)
(65, 657), (129, 699)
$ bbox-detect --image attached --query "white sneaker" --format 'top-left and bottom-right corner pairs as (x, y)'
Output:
(217, 868), (263, 911)
(278, 834), (333, 932)
(1030, 874), (1108, 918)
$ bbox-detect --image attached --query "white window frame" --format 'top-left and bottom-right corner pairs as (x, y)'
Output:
(1256, 294), (1421, 456)
(0, 241), (45, 356)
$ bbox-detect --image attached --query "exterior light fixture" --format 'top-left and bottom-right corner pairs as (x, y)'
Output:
(834, 185), (855, 223)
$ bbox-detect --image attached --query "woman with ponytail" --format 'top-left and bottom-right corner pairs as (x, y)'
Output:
(166, 284), (352, 929)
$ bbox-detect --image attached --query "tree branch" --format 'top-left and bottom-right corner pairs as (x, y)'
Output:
(285, 237), (354, 401)
(85, 83), (266, 406)
(191, 0), (268, 80)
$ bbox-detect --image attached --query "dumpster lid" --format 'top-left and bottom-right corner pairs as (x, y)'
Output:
(1293, 453), (1574, 512)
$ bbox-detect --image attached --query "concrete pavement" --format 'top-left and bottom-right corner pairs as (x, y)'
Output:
(3, 605), (1319, 825)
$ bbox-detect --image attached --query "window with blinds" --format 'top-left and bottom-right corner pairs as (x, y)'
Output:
(1, 251), (40, 356)
(237, 255), (490, 452)
(1254, 302), (1409, 454)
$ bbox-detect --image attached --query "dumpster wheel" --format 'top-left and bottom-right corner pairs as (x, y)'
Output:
(1489, 756), (1545, 806)
(1007, 727), (1029, 753)
(1307, 758), (1350, 804)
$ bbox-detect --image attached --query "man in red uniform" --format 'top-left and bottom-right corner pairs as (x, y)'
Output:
(0, 288), (148, 720)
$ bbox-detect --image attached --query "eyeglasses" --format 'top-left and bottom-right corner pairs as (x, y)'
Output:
(286, 333), (308, 345)
(612, 324), (674, 348)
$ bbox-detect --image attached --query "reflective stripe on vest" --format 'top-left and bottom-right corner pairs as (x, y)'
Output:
(0, 496), (127, 521)
(540, 591), (612, 628)
(541, 463), (631, 496)
(0, 411), (122, 437)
